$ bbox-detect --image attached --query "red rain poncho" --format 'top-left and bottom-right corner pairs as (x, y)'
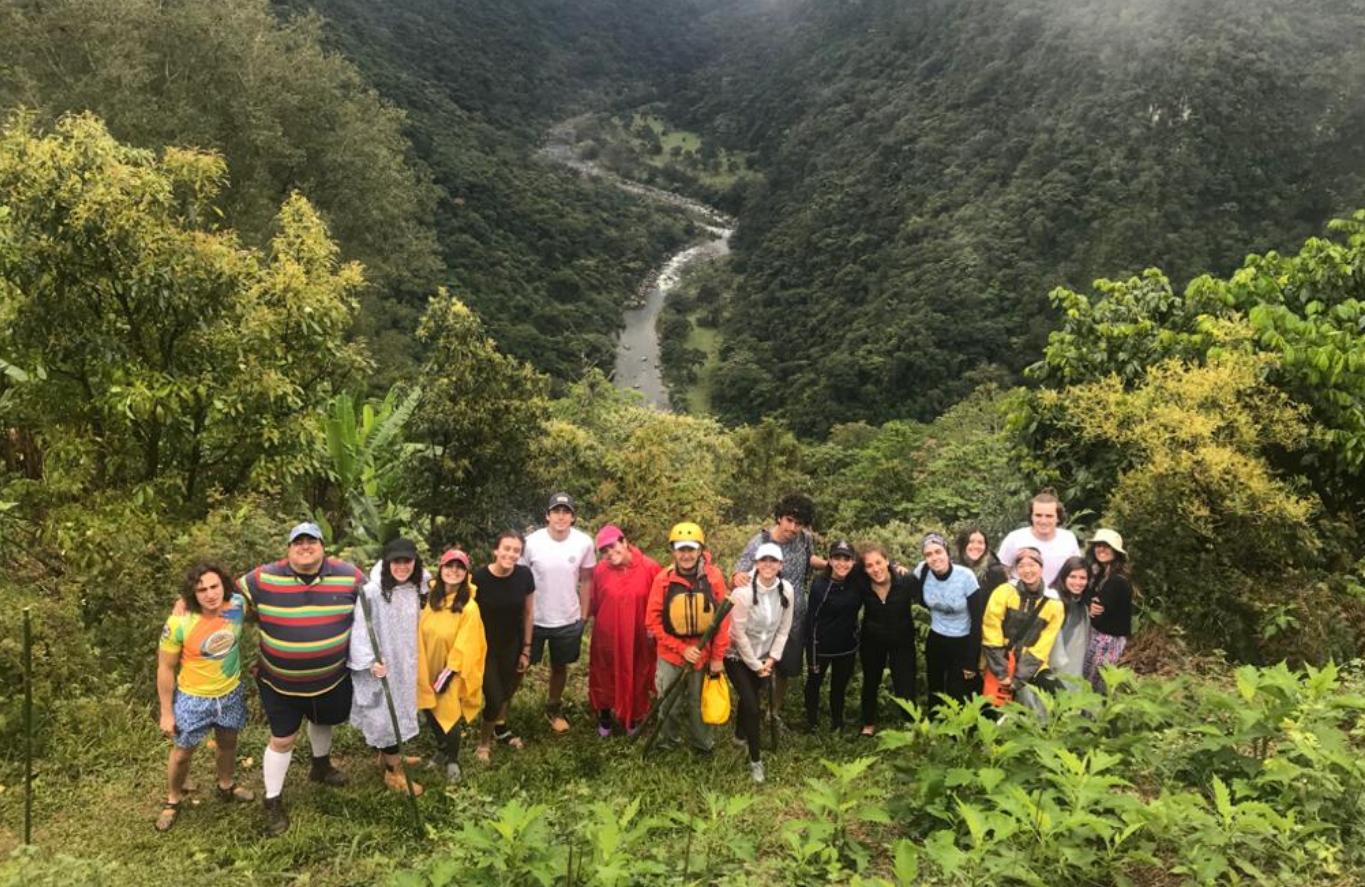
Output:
(588, 546), (662, 728)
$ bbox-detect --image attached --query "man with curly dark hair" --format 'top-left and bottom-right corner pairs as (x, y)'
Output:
(730, 493), (826, 714)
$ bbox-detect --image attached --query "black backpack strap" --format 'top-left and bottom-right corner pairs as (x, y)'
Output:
(1006, 589), (1050, 653)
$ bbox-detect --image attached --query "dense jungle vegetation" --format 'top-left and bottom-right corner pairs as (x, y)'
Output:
(2, 0), (1365, 884)
(668, 0), (1365, 433)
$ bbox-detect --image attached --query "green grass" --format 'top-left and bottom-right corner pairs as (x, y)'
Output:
(0, 662), (882, 886)
(684, 322), (722, 415)
(624, 113), (753, 190)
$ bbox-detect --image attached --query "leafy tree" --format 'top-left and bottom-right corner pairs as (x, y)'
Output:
(1029, 213), (1365, 519)
(0, 112), (367, 507)
(0, 0), (442, 298)
(404, 290), (549, 547)
(1044, 352), (1327, 661)
(534, 371), (738, 553)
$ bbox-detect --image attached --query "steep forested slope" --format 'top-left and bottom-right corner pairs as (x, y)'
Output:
(278, 0), (720, 380)
(673, 0), (1365, 433)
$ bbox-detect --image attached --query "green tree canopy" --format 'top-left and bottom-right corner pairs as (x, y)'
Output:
(0, 0), (443, 297)
(0, 112), (367, 506)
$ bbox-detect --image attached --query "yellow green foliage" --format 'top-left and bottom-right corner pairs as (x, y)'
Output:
(534, 372), (737, 554)
(1044, 351), (1329, 660)
(0, 112), (366, 505)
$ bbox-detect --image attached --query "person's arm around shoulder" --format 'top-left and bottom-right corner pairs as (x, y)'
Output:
(156, 617), (182, 737)
(349, 584), (384, 677)
(707, 565), (731, 673)
(979, 584), (1012, 683)
(730, 533), (761, 590)
(519, 573), (535, 673)
(645, 568), (678, 657)
(997, 529), (1022, 573)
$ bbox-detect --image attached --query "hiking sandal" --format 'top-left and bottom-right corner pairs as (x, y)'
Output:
(493, 726), (525, 749)
(154, 800), (180, 833)
(216, 781), (256, 803)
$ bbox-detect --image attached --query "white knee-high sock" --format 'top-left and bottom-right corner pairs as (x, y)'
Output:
(263, 747), (292, 799)
(307, 721), (333, 757)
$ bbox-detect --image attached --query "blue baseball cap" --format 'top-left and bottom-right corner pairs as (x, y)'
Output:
(288, 521), (324, 544)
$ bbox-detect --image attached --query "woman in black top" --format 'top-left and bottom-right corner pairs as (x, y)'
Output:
(858, 543), (919, 736)
(804, 540), (865, 732)
(955, 526), (1007, 699)
(956, 525), (1009, 594)
(473, 530), (536, 761)
(1083, 528), (1133, 694)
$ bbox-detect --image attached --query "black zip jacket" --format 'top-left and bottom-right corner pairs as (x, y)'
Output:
(806, 571), (866, 658)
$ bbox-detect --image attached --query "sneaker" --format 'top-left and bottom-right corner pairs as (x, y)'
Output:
(750, 760), (766, 783)
(445, 762), (462, 783)
(308, 755), (347, 787)
(597, 723), (612, 738)
(263, 795), (289, 837)
(731, 734), (747, 748)
(427, 751), (448, 770)
(546, 708), (571, 734)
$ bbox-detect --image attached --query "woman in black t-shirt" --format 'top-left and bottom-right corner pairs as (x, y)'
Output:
(474, 530), (535, 761)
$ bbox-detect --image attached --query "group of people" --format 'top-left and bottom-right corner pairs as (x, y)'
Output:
(153, 489), (1133, 834)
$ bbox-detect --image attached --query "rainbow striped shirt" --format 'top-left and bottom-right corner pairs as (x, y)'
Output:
(239, 558), (364, 697)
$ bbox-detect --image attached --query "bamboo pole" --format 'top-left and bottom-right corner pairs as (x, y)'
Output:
(356, 592), (423, 838)
(638, 598), (733, 754)
(23, 606), (34, 845)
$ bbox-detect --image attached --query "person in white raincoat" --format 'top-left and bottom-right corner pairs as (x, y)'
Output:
(349, 537), (426, 795)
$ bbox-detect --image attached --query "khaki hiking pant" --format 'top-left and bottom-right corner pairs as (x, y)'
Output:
(654, 659), (713, 753)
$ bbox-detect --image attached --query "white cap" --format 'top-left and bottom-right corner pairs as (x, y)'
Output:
(755, 542), (784, 562)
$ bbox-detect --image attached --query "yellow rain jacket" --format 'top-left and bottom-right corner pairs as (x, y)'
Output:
(980, 581), (1064, 685)
(416, 583), (487, 731)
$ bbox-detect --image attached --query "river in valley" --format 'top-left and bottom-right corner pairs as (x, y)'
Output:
(540, 119), (733, 410)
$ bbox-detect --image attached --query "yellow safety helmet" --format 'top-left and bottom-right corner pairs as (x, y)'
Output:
(667, 521), (706, 547)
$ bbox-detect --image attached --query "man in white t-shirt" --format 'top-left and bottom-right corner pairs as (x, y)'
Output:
(521, 492), (597, 733)
(997, 489), (1081, 586)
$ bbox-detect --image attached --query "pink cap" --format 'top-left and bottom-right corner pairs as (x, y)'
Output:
(439, 549), (470, 568)
(594, 524), (625, 551)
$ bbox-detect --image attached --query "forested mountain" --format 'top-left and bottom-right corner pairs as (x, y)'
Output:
(0, 0), (718, 384)
(276, 0), (720, 381)
(670, 0), (1365, 433)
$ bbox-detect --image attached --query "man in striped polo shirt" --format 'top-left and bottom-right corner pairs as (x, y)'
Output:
(242, 521), (364, 836)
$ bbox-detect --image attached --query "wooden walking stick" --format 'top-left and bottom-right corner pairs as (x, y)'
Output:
(638, 598), (734, 753)
(356, 591), (423, 838)
(766, 673), (778, 753)
(23, 606), (33, 845)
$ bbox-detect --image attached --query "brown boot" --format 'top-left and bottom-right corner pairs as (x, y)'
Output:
(383, 766), (423, 796)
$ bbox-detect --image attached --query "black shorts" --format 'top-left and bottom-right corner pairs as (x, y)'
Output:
(257, 674), (353, 738)
(529, 621), (583, 666)
(776, 620), (805, 678)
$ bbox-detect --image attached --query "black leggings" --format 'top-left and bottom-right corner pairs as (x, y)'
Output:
(424, 711), (462, 761)
(860, 636), (916, 726)
(804, 653), (856, 729)
(724, 659), (766, 763)
(924, 631), (972, 715)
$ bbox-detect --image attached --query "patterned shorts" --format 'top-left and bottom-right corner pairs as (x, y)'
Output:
(173, 684), (247, 749)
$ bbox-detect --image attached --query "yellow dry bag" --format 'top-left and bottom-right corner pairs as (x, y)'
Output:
(701, 672), (731, 725)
